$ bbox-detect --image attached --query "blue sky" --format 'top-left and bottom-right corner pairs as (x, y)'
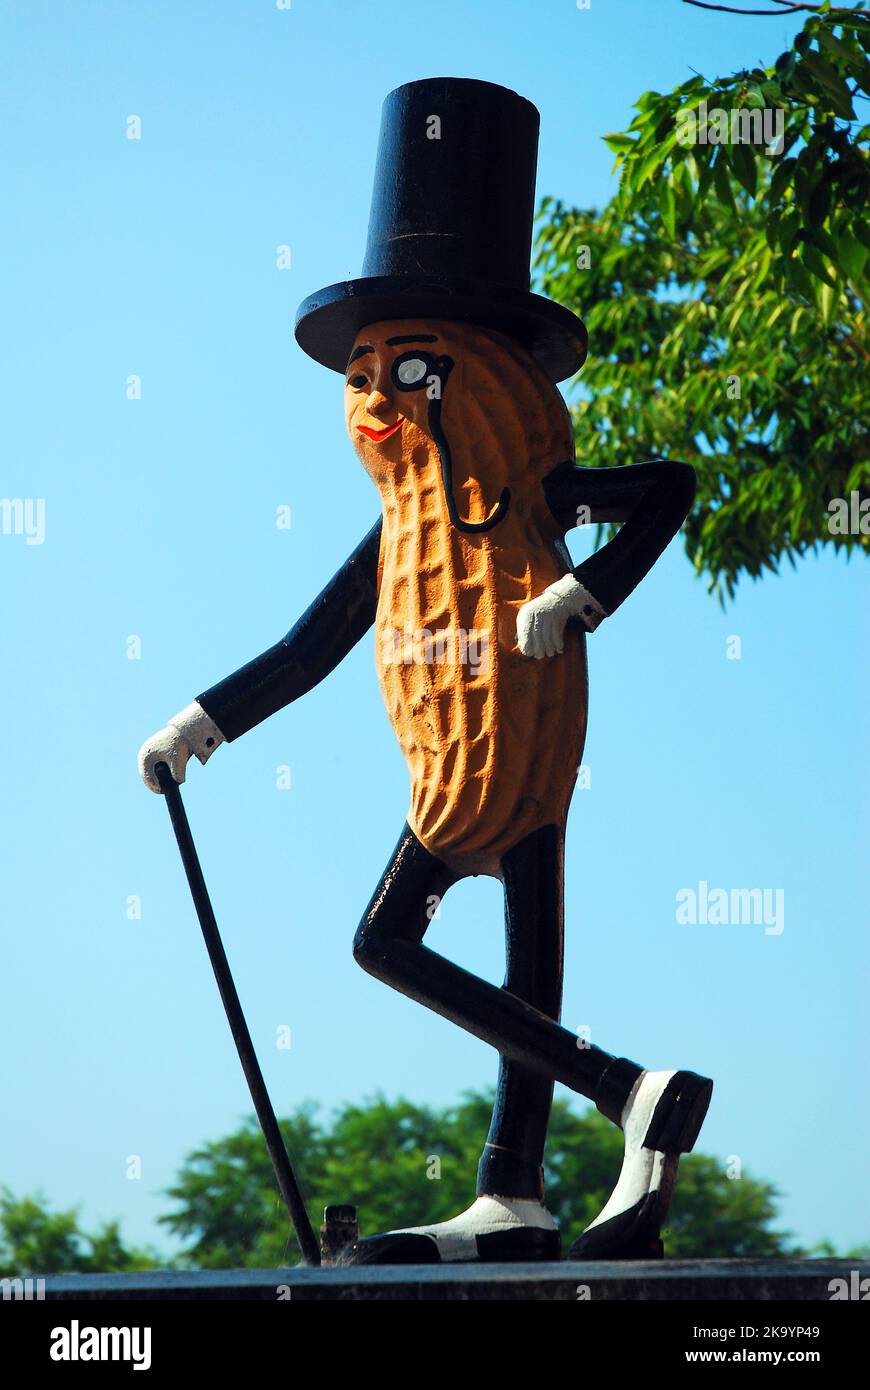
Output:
(1, 0), (866, 1261)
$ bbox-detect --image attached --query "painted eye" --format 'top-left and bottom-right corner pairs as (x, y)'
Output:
(396, 356), (428, 386)
(348, 373), (367, 390)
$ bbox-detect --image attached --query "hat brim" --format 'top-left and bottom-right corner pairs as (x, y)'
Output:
(294, 275), (587, 383)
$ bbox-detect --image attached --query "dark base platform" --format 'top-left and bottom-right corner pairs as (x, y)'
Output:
(36, 1259), (866, 1301)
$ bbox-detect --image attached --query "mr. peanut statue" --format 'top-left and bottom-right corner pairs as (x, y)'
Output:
(139, 78), (713, 1264)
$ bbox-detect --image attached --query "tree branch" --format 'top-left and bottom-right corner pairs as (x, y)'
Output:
(681, 0), (824, 14)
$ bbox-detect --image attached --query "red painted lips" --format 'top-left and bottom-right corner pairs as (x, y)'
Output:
(357, 419), (404, 442)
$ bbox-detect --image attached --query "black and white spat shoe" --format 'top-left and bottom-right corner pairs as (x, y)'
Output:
(338, 1195), (561, 1265)
(570, 1068), (713, 1260)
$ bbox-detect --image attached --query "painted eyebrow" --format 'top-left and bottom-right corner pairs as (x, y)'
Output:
(386, 334), (438, 346)
(347, 345), (374, 367)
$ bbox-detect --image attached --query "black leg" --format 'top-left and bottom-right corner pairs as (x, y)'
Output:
(476, 825), (564, 1201)
(353, 824), (643, 1125)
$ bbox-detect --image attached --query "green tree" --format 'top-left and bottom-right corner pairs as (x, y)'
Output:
(535, 3), (869, 600)
(157, 1105), (327, 1270)
(6, 1094), (865, 1270)
(161, 1092), (797, 1265)
(0, 1188), (156, 1276)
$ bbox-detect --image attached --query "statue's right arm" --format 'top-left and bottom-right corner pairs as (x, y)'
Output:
(138, 517), (382, 791)
(198, 516), (382, 740)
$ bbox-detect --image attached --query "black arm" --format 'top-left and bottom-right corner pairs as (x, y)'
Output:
(197, 518), (382, 742)
(543, 459), (696, 616)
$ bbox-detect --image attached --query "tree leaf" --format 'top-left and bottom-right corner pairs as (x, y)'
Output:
(819, 280), (840, 328)
(730, 141), (757, 198)
(779, 207), (801, 253)
(800, 239), (837, 289)
(662, 181), (677, 240)
(808, 176), (832, 230)
(795, 53), (857, 119)
(836, 229), (869, 280)
(713, 154), (737, 214)
(817, 25), (870, 94)
(769, 157), (797, 207)
(603, 133), (638, 154)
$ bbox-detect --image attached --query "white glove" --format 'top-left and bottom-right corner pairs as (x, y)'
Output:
(516, 574), (608, 659)
(138, 701), (225, 793)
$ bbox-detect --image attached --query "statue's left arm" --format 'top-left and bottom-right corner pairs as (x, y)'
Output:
(517, 459), (696, 657)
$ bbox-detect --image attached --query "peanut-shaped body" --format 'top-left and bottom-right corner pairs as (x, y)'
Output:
(347, 320), (587, 877)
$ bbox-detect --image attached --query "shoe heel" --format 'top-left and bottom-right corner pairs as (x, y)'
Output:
(644, 1070), (713, 1153)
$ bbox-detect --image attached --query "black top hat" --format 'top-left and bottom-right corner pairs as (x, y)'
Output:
(294, 77), (587, 383)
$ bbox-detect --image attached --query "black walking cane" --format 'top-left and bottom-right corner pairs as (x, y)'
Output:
(154, 761), (321, 1266)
